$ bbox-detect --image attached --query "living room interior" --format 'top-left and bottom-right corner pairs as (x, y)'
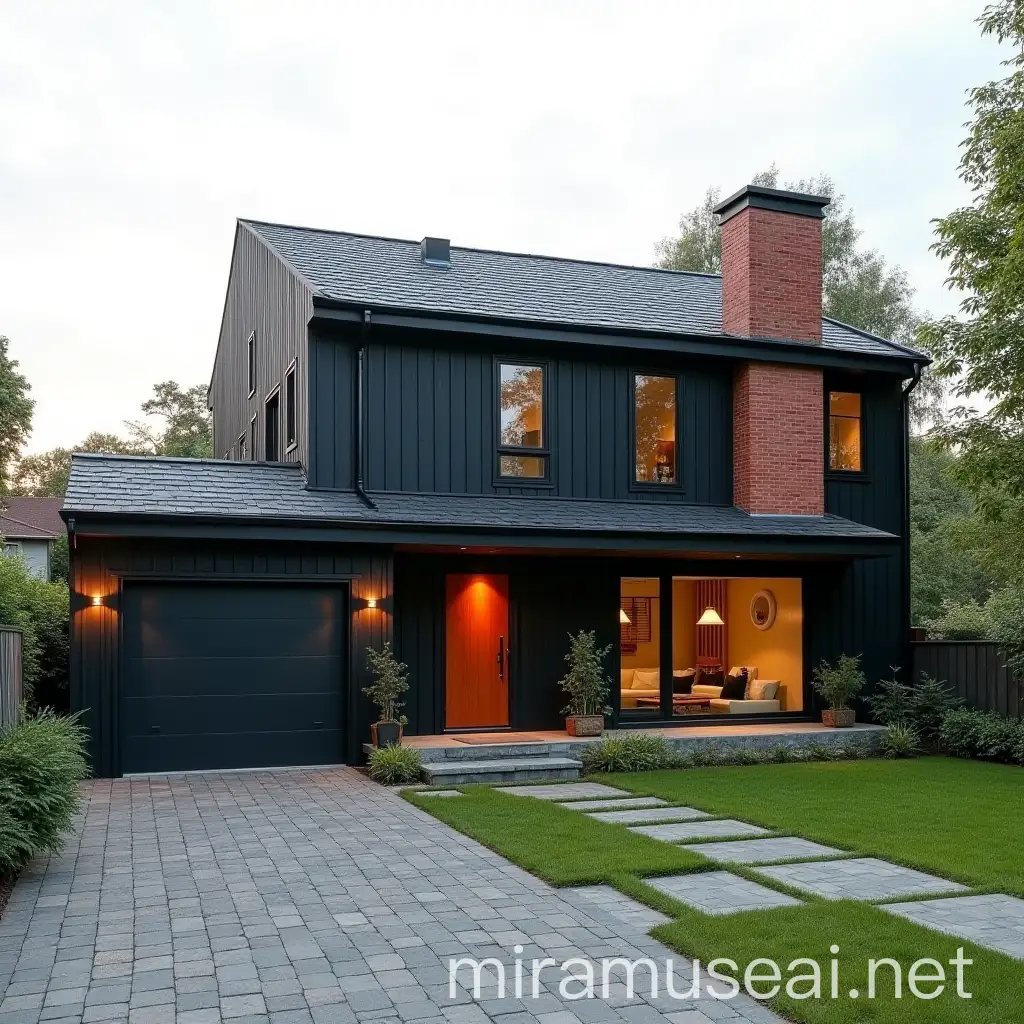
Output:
(620, 575), (803, 717)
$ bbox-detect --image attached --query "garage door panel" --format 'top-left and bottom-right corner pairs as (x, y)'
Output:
(123, 655), (340, 696)
(120, 583), (346, 774)
(123, 692), (342, 736)
(123, 729), (344, 775)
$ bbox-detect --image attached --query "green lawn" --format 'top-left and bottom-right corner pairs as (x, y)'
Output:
(609, 756), (1024, 896)
(408, 757), (1024, 1024)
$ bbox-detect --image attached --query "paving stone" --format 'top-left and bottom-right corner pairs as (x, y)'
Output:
(587, 807), (710, 826)
(645, 872), (802, 915)
(495, 783), (629, 801)
(882, 893), (1024, 959)
(683, 838), (844, 864)
(755, 858), (969, 902)
(556, 797), (668, 813)
(564, 887), (670, 930)
(417, 792), (464, 799)
(629, 820), (771, 842)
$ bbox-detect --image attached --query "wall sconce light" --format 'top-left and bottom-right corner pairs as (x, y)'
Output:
(91, 595), (103, 607)
(619, 608), (631, 625)
(366, 597), (377, 609)
(697, 606), (724, 626)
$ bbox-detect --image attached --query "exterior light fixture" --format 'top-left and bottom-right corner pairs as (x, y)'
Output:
(697, 606), (724, 626)
(619, 608), (631, 624)
(366, 597), (377, 609)
(91, 596), (103, 607)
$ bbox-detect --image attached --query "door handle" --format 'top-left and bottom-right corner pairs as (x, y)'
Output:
(496, 635), (505, 680)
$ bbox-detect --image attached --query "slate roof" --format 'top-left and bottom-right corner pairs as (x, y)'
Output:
(63, 454), (896, 542)
(242, 220), (925, 362)
(0, 496), (65, 539)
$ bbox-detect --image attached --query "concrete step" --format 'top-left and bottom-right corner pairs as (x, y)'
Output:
(420, 756), (582, 785)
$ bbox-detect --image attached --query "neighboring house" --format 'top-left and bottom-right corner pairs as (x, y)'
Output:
(63, 185), (927, 777)
(1, 496), (65, 580)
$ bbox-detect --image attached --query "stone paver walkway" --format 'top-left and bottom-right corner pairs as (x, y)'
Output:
(0, 770), (783, 1024)
(685, 838), (843, 865)
(646, 873), (802, 916)
(586, 807), (710, 826)
(557, 797), (666, 813)
(565, 887), (670, 931)
(883, 894), (1024, 960)
(756, 857), (969, 902)
(495, 783), (628, 800)
(630, 820), (771, 842)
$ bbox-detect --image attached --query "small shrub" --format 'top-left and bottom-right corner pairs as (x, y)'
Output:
(881, 723), (921, 759)
(367, 745), (423, 785)
(811, 654), (865, 710)
(580, 733), (674, 773)
(939, 707), (1024, 765)
(0, 711), (88, 876)
(939, 708), (985, 759)
(363, 643), (409, 725)
(806, 743), (837, 762)
(867, 669), (961, 749)
(768, 744), (794, 763)
(558, 631), (612, 718)
(732, 747), (763, 766)
(835, 740), (871, 760)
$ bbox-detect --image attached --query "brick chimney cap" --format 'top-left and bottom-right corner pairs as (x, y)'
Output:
(714, 184), (830, 226)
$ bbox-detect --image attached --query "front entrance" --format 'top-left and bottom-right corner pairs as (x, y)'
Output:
(445, 573), (510, 729)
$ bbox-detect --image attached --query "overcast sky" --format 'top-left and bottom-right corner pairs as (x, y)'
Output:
(0, 0), (1004, 454)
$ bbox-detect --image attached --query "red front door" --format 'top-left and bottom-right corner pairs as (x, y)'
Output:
(445, 574), (510, 729)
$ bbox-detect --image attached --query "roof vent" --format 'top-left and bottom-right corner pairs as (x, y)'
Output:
(421, 236), (450, 269)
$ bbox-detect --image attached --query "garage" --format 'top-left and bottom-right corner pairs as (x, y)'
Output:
(120, 582), (346, 774)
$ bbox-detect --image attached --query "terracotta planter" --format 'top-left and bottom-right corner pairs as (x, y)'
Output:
(371, 721), (403, 747)
(566, 715), (604, 737)
(822, 708), (855, 729)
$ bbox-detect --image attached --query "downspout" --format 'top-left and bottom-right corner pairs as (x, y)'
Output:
(902, 362), (922, 670)
(355, 310), (377, 509)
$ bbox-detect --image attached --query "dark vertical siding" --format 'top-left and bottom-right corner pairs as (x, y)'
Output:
(209, 224), (313, 464)
(911, 642), (1022, 718)
(310, 326), (733, 502)
(70, 536), (392, 776)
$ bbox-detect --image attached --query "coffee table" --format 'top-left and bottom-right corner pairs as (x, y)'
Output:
(633, 695), (713, 712)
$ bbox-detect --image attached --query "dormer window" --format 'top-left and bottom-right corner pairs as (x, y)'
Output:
(496, 361), (548, 480)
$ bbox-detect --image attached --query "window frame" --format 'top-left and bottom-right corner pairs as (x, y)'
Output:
(629, 369), (684, 493)
(247, 330), (257, 398)
(284, 358), (298, 453)
(237, 432), (247, 461)
(825, 386), (867, 478)
(492, 356), (553, 486)
(249, 413), (258, 461)
(3, 541), (22, 557)
(264, 385), (281, 462)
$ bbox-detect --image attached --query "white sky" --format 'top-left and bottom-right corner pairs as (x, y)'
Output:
(0, 0), (1004, 454)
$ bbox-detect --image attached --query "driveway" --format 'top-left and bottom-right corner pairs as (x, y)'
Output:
(0, 769), (778, 1024)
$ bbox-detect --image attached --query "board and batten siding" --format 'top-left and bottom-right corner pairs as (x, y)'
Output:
(209, 223), (314, 464)
(70, 535), (393, 776)
(307, 325), (733, 503)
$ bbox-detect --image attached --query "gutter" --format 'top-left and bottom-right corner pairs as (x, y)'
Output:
(902, 362), (923, 662)
(355, 311), (377, 509)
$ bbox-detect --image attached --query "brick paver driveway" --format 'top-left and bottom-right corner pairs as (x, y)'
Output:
(0, 768), (778, 1024)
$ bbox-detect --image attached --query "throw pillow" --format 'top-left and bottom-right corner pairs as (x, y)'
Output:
(747, 679), (780, 702)
(698, 669), (724, 689)
(720, 672), (748, 700)
(632, 668), (660, 689)
(673, 672), (695, 695)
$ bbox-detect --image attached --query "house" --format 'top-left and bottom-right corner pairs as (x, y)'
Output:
(1, 496), (65, 579)
(63, 184), (925, 777)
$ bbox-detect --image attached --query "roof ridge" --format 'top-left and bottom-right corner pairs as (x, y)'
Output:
(241, 219), (724, 282)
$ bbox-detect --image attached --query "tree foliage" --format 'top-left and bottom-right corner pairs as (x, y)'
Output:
(0, 337), (34, 493)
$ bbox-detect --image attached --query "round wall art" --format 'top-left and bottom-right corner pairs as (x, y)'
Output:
(749, 589), (777, 630)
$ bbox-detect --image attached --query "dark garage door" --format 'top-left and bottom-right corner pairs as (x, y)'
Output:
(121, 583), (346, 774)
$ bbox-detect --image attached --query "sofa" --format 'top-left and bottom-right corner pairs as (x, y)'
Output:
(620, 668), (660, 708)
(700, 667), (782, 714)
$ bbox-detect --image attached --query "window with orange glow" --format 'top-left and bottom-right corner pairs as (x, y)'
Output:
(829, 391), (862, 471)
(497, 362), (548, 479)
(634, 374), (677, 484)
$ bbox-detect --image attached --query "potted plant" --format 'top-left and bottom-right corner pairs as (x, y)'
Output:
(558, 630), (612, 737)
(364, 642), (409, 747)
(811, 653), (865, 728)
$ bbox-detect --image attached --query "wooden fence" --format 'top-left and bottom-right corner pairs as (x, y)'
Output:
(0, 626), (23, 727)
(910, 641), (1022, 719)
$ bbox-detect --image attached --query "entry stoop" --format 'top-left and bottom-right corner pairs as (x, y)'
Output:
(420, 755), (582, 785)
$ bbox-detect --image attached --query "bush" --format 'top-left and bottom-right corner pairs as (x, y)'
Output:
(363, 643), (409, 725)
(811, 654), (865, 710)
(881, 723), (922, 759)
(367, 745), (423, 785)
(867, 670), (962, 749)
(579, 733), (676, 773)
(922, 599), (991, 640)
(939, 708), (1024, 765)
(0, 711), (88, 876)
(0, 556), (69, 710)
(558, 631), (612, 718)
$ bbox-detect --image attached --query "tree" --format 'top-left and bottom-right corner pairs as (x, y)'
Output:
(11, 432), (142, 497)
(0, 336), (34, 492)
(126, 381), (212, 458)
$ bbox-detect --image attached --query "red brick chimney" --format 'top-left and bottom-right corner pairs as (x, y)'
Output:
(714, 185), (830, 516)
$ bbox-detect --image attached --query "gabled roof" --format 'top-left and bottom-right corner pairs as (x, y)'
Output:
(0, 496), (65, 540)
(63, 454), (896, 545)
(241, 220), (925, 362)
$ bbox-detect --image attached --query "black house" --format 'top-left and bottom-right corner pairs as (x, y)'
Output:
(63, 185), (925, 777)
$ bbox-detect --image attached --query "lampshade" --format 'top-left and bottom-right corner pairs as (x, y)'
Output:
(697, 606), (724, 626)
(619, 608), (631, 624)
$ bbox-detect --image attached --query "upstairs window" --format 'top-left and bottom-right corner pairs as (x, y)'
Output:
(285, 361), (297, 450)
(249, 414), (258, 460)
(238, 432), (247, 460)
(247, 331), (256, 396)
(497, 361), (548, 479)
(829, 391), (862, 471)
(634, 373), (678, 485)
(265, 390), (280, 461)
